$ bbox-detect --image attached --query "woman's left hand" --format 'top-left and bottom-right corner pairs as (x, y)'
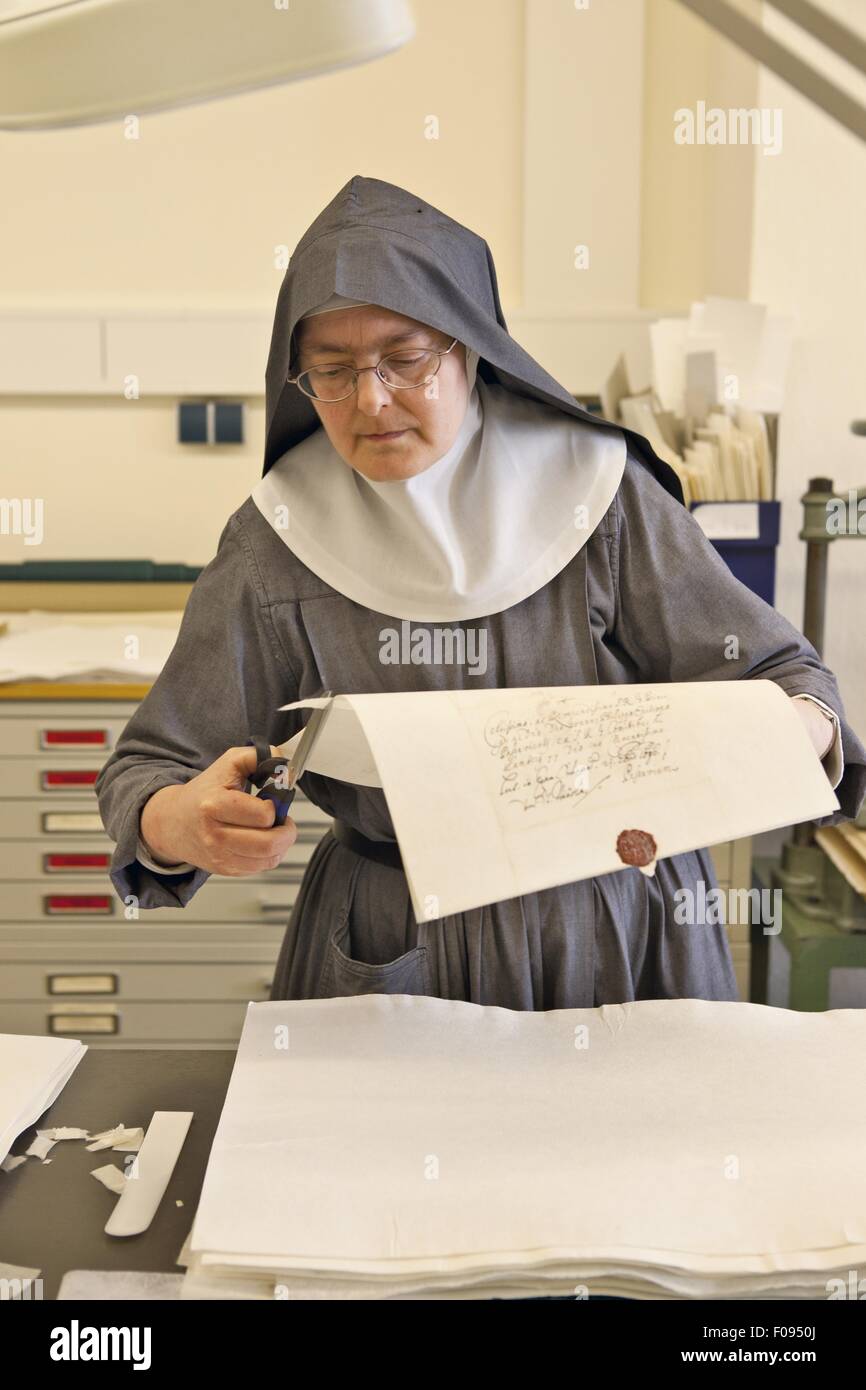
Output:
(792, 696), (836, 760)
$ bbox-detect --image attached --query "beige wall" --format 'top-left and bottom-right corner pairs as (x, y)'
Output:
(639, 0), (864, 734)
(639, 0), (760, 308)
(0, 0), (524, 563)
(1, 0), (656, 565)
(750, 0), (866, 735)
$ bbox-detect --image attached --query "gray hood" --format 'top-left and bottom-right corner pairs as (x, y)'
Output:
(263, 174), (684, 505)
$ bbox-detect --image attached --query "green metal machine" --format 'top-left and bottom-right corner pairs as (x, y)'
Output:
(753, 466), (866, 1009)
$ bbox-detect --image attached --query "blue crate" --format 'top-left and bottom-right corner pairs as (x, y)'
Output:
(689, 500), (781, 606)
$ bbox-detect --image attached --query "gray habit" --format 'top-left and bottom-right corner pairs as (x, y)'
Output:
(95, 176), (866, 1010)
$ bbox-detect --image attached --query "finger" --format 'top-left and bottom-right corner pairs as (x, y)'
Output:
(205, 820), (297, 861)
(211, 850), (287, 877)
(213, 744), (268, 789)
(210, 843), (291, 875)
(205, 787), (280, 828)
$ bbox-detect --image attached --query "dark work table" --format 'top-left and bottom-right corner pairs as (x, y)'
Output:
(0, 1049), (235, 1300)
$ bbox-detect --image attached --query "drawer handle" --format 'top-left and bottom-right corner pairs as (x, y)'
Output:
(42, 812), (105, 834)
(49, 1013), (118, 1035)
(44, 894), (114, 915)
(42, 770), (100, 790)
(258, 900), (296, 914)
(44, 852), (111, 872)
(40, 729), (110, 750)
(48, 973), (118, 995)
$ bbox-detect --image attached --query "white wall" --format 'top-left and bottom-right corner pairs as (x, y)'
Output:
(0, 0), (524, 564)
(2, 0), (666, 565)
(750, 0), (866, 735)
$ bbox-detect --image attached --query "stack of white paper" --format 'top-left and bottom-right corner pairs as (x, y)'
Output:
(0, 624), (179, 683)
(0, 1033), (87, 1166)
(183, 997), (866, 1300)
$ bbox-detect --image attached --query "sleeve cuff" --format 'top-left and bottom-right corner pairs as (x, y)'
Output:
(136, 833), (196, 875)
(791, 693), (844, 790)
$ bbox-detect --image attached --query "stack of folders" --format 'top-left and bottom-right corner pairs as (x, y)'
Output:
(0, 1034), (87, 1167)
(182, 997), (866, 1300)
(600, 295), (789, 508)
(618, 397), (773, 507)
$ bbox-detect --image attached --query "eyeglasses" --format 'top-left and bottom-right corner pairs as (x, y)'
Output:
(288, 338), (459, 402)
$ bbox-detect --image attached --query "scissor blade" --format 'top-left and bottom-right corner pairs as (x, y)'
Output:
(286, 691), (333, 787)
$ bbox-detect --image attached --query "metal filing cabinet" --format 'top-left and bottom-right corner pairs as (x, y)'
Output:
(0, 694), (753, 1039)
(0, 694), (332, 1049)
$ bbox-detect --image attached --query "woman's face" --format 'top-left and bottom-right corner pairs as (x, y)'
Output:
(293, 304), (469, 481)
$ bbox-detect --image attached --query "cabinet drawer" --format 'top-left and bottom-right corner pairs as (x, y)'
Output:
(0, 921), (285, 948)
(0, 960), (277, 1002)
(0, 792), (331, 838)
(1, 762), (108, 796)
(0, 828), (328, 878)
(0, 999), (249, 1042)
(0, 877), (305, 922)
(0, 716), (132, 756)
(0, 802), (106, 836)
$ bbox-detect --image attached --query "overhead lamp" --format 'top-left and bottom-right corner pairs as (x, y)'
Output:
(0, 0), (415, 130)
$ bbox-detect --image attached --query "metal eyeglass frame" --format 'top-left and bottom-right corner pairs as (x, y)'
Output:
(287, 337), (459, 401)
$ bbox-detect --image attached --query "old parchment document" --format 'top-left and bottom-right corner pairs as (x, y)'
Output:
(277, 681), (838, 921)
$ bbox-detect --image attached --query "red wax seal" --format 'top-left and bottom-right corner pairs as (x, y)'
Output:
(616, 829), (657, 867)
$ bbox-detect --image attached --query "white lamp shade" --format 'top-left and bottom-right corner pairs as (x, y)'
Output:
(0, 0), (415, 129)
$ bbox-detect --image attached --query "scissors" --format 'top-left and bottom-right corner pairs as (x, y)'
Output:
(245, 691), (334, 826)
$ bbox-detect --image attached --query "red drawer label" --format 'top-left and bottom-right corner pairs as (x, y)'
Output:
(42, 770), (100, 788)
(45, 895), (113, 914)
(44, 853), (111, 871)
(42, 730), (108, 746)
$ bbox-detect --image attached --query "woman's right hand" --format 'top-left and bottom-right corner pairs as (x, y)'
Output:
(139, 745), (298, 876)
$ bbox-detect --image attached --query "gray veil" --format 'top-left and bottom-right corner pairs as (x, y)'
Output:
(262, 174), (685, 505)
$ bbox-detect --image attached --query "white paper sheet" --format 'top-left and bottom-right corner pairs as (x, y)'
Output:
(0, 1033), (87, 1166)
(692, 501), (760, 539)
(185, 996), (866, 1299)
(278, 681), (838, 922)
(649, 317), (689, 416)
(58, 1269), (183, 1301)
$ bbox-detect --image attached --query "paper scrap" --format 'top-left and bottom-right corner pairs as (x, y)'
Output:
(86, 1124), (143, 1152)
(91, 1164), (128, 1194)
(25, 1134), (56, 1160)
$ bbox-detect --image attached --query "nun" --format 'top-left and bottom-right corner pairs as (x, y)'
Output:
(95, 175), (866, 1010)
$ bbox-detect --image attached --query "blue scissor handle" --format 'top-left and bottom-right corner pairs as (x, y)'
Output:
(245, 734), (295, 826)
